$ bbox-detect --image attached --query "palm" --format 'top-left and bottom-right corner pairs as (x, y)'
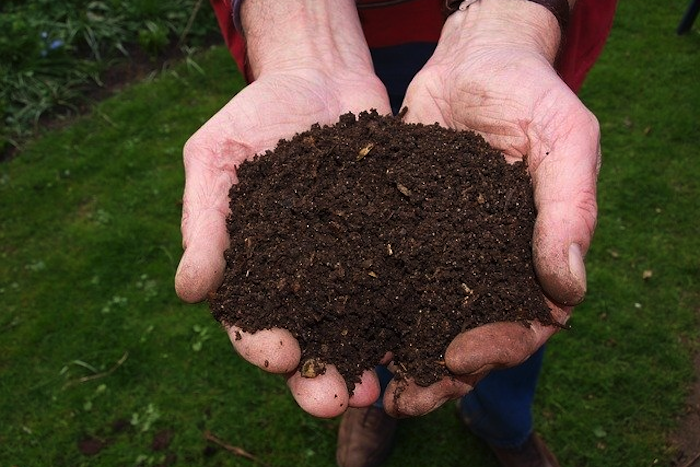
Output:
(382, 49), (601, 417)
(197, 70), (391, 167)
(404, 47), (600, 304)
(177, 69), (389, 302)
(176, 69), (390, 417)
(404, 50), (593, 161)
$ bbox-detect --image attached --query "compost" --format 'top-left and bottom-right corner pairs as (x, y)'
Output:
(209, 110), (556, 392)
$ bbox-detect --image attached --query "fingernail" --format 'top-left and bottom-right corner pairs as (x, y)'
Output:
(471, 364), (493, 377)
(568, 243), (587, 294)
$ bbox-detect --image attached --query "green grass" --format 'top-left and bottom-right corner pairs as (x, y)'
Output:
(1, 1), (699, 465)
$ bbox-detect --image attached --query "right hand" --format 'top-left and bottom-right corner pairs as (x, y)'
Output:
(175, 62), (391, 417)
(176, 0), (393, 418)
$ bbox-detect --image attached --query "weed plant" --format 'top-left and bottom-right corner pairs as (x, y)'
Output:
(0, 0), (218, 155)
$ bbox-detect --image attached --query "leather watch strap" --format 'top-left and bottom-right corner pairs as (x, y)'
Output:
(444, 0), (570, 34)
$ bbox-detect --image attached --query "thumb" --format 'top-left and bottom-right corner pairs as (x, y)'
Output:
(530, 106), (600, 306)
(175, 206), (229, 303)
(175, 136), (237, 303)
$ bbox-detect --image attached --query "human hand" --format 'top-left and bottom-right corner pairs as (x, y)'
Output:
(382, 0), (599, 417)
(175, 0), (391, 418)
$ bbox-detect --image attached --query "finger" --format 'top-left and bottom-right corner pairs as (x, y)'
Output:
(382, 376), (475, 418)
(228, 326), (301, 374)
(348, 370), (381, 408)
(530, 104), (601, 306)
(445, 309), (569, 375)
(287, 364), (350, 418)
(175, 207), (229, 303)
(175, 135), (238, 303)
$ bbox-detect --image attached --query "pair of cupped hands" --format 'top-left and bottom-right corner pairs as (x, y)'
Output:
(175, 1), (599, 419)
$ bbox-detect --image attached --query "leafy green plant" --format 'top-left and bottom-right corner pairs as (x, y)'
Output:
(62, 1), (130, 61)
(0, 13), (43, 67)
(138, 21), (170, 58)
(0, 0), (218, 155)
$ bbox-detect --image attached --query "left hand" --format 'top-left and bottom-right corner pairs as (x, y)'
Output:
(382, 0), (600, 417)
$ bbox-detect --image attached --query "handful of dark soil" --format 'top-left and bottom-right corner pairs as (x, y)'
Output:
(209, 110), (556, 392)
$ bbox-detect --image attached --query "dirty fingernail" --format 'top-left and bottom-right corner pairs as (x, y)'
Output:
(568, 243), (587, 294)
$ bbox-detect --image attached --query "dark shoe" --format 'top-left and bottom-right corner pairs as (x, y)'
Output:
(489, 433), (561, 467)
(456, 400), (560, 467)
(336, 406), (398, 467)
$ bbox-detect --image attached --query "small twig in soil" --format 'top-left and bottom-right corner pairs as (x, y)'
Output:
(63, 351), (129, 388)
(680, 450), (700, 467)
(356, 142), (374, 161)
(396, 182), (411, 197)
(204, 430), (269, 467)
(502, 187), (515, 213)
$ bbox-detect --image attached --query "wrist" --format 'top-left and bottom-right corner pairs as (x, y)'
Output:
(240, 0), (375, 79)
(445, 0), (572, 38)
(441, 0), (564, 63)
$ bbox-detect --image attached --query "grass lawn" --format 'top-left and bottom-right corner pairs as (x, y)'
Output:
(1, 1), (699, 466)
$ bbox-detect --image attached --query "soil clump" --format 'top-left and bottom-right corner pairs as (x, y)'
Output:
(209, 110), (556, 393)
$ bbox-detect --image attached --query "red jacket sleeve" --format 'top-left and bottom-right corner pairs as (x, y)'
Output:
(558, 0), (618, 92)
(209, 0), (251, 82)
(209, 0), (617, 93)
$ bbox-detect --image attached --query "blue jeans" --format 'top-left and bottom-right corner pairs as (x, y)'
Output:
(370, 42), (544, 449)
(374, 347), (545, 449)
